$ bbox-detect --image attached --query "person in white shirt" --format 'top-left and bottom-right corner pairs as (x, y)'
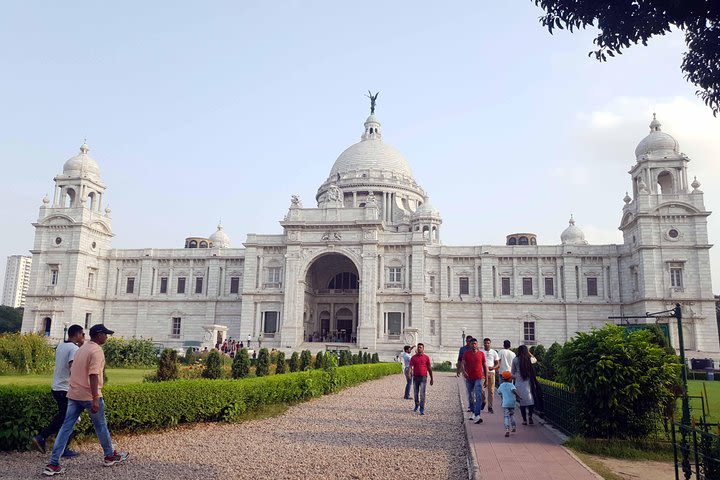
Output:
(33, 325), (85, 457)
(482, 338), (500, 413)
(401, 345), (414, 399)
(497, 340), (516, 387)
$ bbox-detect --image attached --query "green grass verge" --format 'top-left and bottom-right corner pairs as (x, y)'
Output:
(564, 436), (675, 462)
(0, 368), (153, 386)
(687, 379), (720, 422)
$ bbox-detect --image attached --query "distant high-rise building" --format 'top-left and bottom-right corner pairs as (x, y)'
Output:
(2, 255), (32, 308)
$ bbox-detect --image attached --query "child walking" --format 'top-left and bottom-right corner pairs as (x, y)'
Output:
(497, 371), (522, 437)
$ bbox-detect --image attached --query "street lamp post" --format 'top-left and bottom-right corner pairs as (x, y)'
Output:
(673, 303), (692, 479)
(63, 322), (70, 342)
(461, 327), (466, 346)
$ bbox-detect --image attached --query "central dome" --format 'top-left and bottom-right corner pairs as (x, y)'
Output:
(330, 140), (414, 179)
(634, 114), (679, 159)
(63, 143), (100, 178)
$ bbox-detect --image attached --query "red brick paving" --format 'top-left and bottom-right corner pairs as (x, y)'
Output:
(458, 378), (600, 479)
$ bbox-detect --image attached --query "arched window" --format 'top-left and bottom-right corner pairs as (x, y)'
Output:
(530, 237), (537, 245)
(199, 241), (208, 248)
(188, 240), (198, 248)
(65, 188), (76, 208)
(43, 317), (52, 336)
(328, 272), (358, 290)
(519, 236), (529, 245)
(657, 171), (673, 194)
(508, 237), (517, 245)
(87, 191), (96, 210)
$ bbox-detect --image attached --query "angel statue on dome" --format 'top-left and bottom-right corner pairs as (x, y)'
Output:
(366, 90), (379, 115)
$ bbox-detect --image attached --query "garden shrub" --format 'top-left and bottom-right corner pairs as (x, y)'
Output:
(363, 352), (370, 364)
(543, 342), (562, 381)
(556, 324), (680, 438)
(156, 349), (178, 381)
(314, 351), (324, 370)
(102, 337), (157, 368)
(352, 354), (359, 364)
(255, 348), (270, 377)
(371, 353), (379, 364)
(288, 351), (299, 372)
(232, 349), (251, 379)
(299, 350), (312, 371)
(275, 351), (286, 374)
(184, 347), (197, 365)
(202, 351), (223, 379)
(0, 362), (401, 451)
(269, 350), (279, 364)
(532, 344), (546, 378)
(338, 350), (351, 366)
(0, 333), (55, 374)
(357, 350), (362, 364)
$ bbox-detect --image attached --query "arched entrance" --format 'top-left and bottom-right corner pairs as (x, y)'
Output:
(43, 317), (52, 336)
(303, 253), (359, 344)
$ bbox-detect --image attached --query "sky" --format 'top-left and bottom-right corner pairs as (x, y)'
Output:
(1, 1), (719, 295)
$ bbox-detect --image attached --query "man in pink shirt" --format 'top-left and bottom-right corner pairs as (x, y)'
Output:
(408, 343), (434, 415)
(43, 324), (129, 476)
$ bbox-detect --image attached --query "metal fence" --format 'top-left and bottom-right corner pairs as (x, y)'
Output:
(671, 418), (720, 480)
(537, 378), (581, 435)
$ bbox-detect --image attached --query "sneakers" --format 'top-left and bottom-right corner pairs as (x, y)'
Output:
(511, 427), (516, 433)
(504, 431), (510, 437)
(62, 448), (79, 458)
(413, 405), (419, 413)
(43, 464), (65, 476)
(33, 435), (46, 454)
(419, 407), (425, 415)
(466, 407), (472, 413)
(474, 416), (483, 424)
(103, 450), (129, 467)
(488, 407), (494, 414)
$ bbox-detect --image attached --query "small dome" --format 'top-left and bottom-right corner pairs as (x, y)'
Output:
(412, 196), (440, 218)
(63, 143), (101, 178)
(561, 215), (588, 245)
(209, 223), (230, 248)
(634, 114), (679, 159)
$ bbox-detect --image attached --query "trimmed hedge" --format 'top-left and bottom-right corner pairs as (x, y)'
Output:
(0, 362), (400, 451)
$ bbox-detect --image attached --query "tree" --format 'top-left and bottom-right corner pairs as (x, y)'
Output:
(255, 348), (270, 376)
(232, 348), (251, 379)
(314, 351), (325, 370)
(0, 306), (23, 333)
(156, 348), (178, 381)
(533, 0), (720, 115)
(202, 350), (223, 379)
(289, 351), (300, 372)
(556, 324), (680, 438)
(275, 351), (287, 374)
(299, 350), (312, 371)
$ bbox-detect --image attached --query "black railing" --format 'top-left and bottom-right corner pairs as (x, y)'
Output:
(537, 378), (581, 435)
(671, 418), (720, 479)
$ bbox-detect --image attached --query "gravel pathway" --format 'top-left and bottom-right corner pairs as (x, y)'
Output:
(1, 373), (467, 479)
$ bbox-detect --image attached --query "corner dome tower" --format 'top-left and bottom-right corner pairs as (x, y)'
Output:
(561, 215), (588, 245)
(63, 142), (101, 180)
(634, 114), (680, 159)
(209, 223), (230, 248)
(316, 94), (427, 226)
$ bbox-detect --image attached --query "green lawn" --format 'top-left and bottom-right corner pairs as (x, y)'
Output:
(686, 379), (720, 422)
(0, 368), (153, 386)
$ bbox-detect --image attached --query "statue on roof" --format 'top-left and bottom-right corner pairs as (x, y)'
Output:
(366, 90), (380, 115)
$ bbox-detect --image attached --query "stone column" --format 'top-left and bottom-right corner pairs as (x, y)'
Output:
(357, 251), (377, 349)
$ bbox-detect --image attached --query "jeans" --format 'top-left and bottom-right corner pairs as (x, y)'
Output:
(49, 398), (114, 465)
(465, 378), (476, 410)
(403, 367), (412, 399)
(413, 376), (427, 408)
(39, 390), (73, 443)
(465, 378), (484, 417)
(503, 407), (517, 429)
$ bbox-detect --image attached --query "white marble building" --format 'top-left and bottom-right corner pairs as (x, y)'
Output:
(21, 109), (719, 359)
